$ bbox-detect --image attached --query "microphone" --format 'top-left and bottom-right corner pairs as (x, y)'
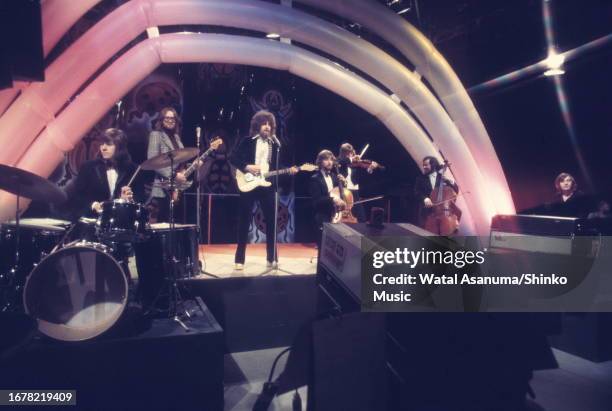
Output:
(270, 134), (281, 148)
(196, 126), (201, 148)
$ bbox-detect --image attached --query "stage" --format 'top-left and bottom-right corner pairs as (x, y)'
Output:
(195, 243), (319, 279)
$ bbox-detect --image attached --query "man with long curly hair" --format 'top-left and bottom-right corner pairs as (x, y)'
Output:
(229, 110), (297, 270)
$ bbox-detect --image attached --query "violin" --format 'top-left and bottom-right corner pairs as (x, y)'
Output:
(423, 161), (461, 235)
(347, 155), (386, 171)
(330, 165), (358, 224)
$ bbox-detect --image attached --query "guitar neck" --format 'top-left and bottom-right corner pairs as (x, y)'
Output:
(183, 147), (213, 178)
(264, 167), (295, 178)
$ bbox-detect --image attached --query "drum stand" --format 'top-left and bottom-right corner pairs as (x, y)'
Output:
(147, 153), (193, 330)
(1, 192), (22, 312)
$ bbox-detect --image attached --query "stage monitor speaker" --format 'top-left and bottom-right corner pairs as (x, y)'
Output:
(0, 0), (44, 90)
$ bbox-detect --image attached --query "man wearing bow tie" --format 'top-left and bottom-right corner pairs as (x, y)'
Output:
(309, 149), (346, 248)
(66, 128), (143, 220)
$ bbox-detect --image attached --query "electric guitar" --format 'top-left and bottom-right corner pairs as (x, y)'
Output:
(159, 138), (223, 198)
(234, 163), (317, 192)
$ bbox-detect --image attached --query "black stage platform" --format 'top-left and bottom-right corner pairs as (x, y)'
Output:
(1, 304), (224, 411)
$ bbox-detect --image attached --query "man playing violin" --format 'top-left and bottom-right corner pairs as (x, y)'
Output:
(310, 150), (346, 248)
(414, 156), (459, 229)
(337, 143), (381, 222)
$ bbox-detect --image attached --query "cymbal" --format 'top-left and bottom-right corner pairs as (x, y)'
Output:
(140, 148), (199, 171)
(0, 164), (67, 204)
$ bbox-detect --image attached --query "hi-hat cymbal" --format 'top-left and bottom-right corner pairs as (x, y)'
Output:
(0, 164), (67, 204)
(140, 148), (199, 171)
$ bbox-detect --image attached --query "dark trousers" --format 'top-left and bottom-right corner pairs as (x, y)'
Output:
(235, 187), (276, 264)
(150, 196), (171, 223)
(350, 190), (366, 223)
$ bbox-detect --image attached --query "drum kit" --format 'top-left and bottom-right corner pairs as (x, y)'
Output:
(0, 148), (203, 342)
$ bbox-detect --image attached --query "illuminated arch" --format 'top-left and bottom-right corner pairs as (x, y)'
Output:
(0, 33), (478, 233)
(0, 0), (494, 232)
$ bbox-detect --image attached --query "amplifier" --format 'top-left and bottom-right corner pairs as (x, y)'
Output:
(490, 214), (600, 256)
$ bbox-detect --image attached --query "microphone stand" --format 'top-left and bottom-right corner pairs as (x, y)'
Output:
(273, 143), (280, 267)
(195, 127), (202, 245)
(267, 137), (293, 276)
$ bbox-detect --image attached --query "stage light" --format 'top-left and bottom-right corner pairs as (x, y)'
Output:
(543, 50), (565, 76)
(266, 33), (280, 39)
(397, 8), (411, 15)
(146, 26), (160, 38)
(544, 68), (565, 77)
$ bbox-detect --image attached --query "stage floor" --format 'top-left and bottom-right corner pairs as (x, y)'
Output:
(194, 243), (318, 278)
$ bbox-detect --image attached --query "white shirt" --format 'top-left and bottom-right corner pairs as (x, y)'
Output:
(255, 136), (271, 170)
(106, 168), (118, 198)
(346, 167), (359, 191)
(321, 170), (333, 193)
(428, 171), (438, 190)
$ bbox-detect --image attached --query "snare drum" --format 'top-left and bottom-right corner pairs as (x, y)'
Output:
(23, 241), (128, 341)
(96, 200), (149, 242)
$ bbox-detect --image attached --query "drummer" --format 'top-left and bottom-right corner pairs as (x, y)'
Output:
(62, 128), (145, 284)
(65, 128), (145, 219)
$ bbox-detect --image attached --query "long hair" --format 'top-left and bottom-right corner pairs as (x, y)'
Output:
(422, 156), (440, 171)
(554, 172), (577, 194)
(339, 143), (355, 159)
(249, 110), (276, 138)
(98, 128), (131, 169)
(154, 106), (182, 135)
(316, 149), (335, 168)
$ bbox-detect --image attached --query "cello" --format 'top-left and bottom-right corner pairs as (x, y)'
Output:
(330, 164), (358, 224)
(424, 161), (461, 235)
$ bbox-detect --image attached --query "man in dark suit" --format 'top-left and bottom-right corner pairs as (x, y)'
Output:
(309, 150), (346, 248)
(414, 156), (459, 228)
(66, 128), (144, 219)
(229, 110), (297, 270)
(64, 128), (145, 282)
(147, 106), (186, 222)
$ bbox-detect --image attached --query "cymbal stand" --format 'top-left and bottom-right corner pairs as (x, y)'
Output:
(1, 190), (22, 312)
(166, 152), (192, 330)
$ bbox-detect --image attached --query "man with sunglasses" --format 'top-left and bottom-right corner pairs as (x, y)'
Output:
(147, 106), (187, 222)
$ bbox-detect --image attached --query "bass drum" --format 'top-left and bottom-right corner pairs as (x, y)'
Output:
(23, 241), (128, 341)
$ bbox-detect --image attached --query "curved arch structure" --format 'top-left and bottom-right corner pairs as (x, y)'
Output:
(0, 0), (512, 235)
(0, 33), (478, 232)
(298, 0), (514, 215)
(0, 0), (103, 115)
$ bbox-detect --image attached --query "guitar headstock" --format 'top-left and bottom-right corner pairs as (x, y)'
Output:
(299, 163), (317, 172)
(210, 138), (223, 150)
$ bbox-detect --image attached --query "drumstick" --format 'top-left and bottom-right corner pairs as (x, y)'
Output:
(359, 144), (369, 158)
(126, 165), (141, 188)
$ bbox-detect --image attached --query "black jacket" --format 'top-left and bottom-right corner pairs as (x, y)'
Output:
(547, 191), (587, 218)
(414, 172), (460, 224)
(64, 158), (145, 220)
(309, 171), (339, 227)
(229, 135), (280, 173)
